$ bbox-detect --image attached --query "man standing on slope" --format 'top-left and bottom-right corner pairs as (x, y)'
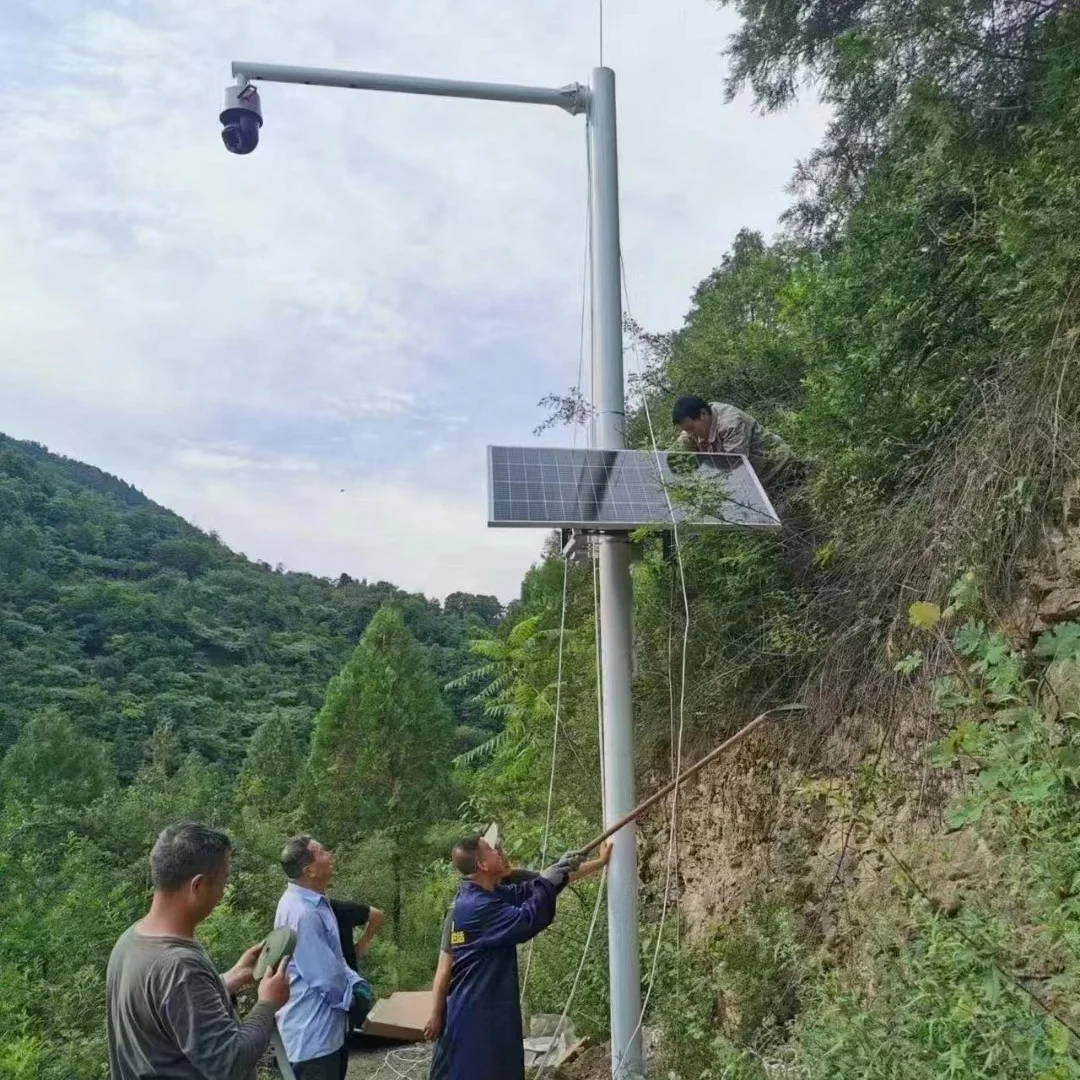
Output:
(106, 822), (290, 1080)
(438, 832), (581, 1080)
(424, 826), (610, 1080)
(672, 394), (799, 491)
(274, 836), (362, 1080)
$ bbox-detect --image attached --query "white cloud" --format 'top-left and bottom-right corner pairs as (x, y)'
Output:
(0, 0), (829, 597)
(143, 448), (543, 601)
(172, 446), (318, 473)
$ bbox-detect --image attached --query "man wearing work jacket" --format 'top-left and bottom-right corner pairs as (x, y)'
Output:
(440, 833), (581, 1080)
(425, 825), (610, 1080)
(671, 394), (799, 491)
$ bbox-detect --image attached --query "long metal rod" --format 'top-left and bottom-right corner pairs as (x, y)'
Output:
(588, 65), (644, 1080)
(231, 61), (589, 114)
(270, 1029), (297, 1080)
(575, 704), (806, 858)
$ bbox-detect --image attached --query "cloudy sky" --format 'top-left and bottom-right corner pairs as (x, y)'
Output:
(0, 1), (828, 602)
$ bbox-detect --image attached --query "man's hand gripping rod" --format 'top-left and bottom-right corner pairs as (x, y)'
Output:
(573, 703), (806, 859)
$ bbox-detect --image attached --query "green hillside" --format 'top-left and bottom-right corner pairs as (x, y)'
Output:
(0, 432), (502, 775)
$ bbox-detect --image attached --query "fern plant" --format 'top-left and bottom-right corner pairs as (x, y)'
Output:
(447, 615), (562, 766)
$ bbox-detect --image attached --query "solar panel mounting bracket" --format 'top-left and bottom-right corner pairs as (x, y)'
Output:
(560, 528), (593, 564)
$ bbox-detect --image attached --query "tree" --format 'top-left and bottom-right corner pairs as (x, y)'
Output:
(626, 228), (809, 442)
(0, 708), (113, 810)
(235, 710), (304, 818)
(305, 605), (455, 941)
(717, 0), (1069, 242)
(449, 616), (558, 765)
(153, 538), (218, 577)
(444, 592), (504, 627)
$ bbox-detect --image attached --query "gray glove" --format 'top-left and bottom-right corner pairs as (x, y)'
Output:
(540, 851), (583, 890)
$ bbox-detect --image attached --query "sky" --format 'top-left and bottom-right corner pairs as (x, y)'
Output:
(0, 0), (829, 603)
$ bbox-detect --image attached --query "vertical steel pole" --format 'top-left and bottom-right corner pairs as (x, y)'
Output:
(588, 66), (644, 1080)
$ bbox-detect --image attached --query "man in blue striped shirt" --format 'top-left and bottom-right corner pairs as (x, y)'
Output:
(274, 836), (361, 1080)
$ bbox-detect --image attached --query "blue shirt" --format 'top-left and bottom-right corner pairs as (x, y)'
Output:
(274, 883), (361, 1064)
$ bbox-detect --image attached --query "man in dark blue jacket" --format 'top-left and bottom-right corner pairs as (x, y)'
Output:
(440, 833), (580, 1080)
(426, 828), (609, 1080)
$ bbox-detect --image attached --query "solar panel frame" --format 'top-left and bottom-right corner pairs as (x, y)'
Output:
(486, 446), (781, 531)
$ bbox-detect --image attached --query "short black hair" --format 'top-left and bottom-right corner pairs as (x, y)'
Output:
(150, 822), (231, 892)
(451, 834), (485, 876)
(672, 396), (711, 424)
(281, 835), (316, 879)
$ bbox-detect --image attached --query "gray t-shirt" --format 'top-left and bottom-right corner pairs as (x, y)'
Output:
(106, 924), (276, 1080)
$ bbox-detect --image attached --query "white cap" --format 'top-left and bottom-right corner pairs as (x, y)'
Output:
(482, 822), (499, 849)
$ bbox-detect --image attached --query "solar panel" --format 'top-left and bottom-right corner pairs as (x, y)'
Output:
(487, 447), (780, 530)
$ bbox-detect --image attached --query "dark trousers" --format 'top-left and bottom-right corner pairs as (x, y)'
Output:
(292, 1046), (348, 1080)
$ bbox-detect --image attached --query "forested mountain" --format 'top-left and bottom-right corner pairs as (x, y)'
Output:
(0, 432), (502, 774)
(0, 433), (510, 1079)
(8, 4), (1080, 1080)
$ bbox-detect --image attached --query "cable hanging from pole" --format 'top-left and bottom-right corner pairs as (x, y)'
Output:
(599, 0), (605, 68)
(534, 551), (610, 1079)
(531, 251), (706, 1080)
(529, 116), (613, 1063)
(520, 118), (594, 1009)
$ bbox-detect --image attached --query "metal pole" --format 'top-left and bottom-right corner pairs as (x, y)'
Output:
(224, 55), (637, 1076)
(588, 66), (644, 1080)
(231, 61), (588, 114)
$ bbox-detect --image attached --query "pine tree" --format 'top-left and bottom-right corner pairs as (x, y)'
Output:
(235, 709), (304, 818)
(305, 604), (455, 940)
(0, 708), (113, 810)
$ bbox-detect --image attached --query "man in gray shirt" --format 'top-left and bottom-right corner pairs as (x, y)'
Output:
(106, 822), (291, 1079)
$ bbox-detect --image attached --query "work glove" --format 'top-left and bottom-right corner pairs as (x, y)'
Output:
(540, 851), (583, 890)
